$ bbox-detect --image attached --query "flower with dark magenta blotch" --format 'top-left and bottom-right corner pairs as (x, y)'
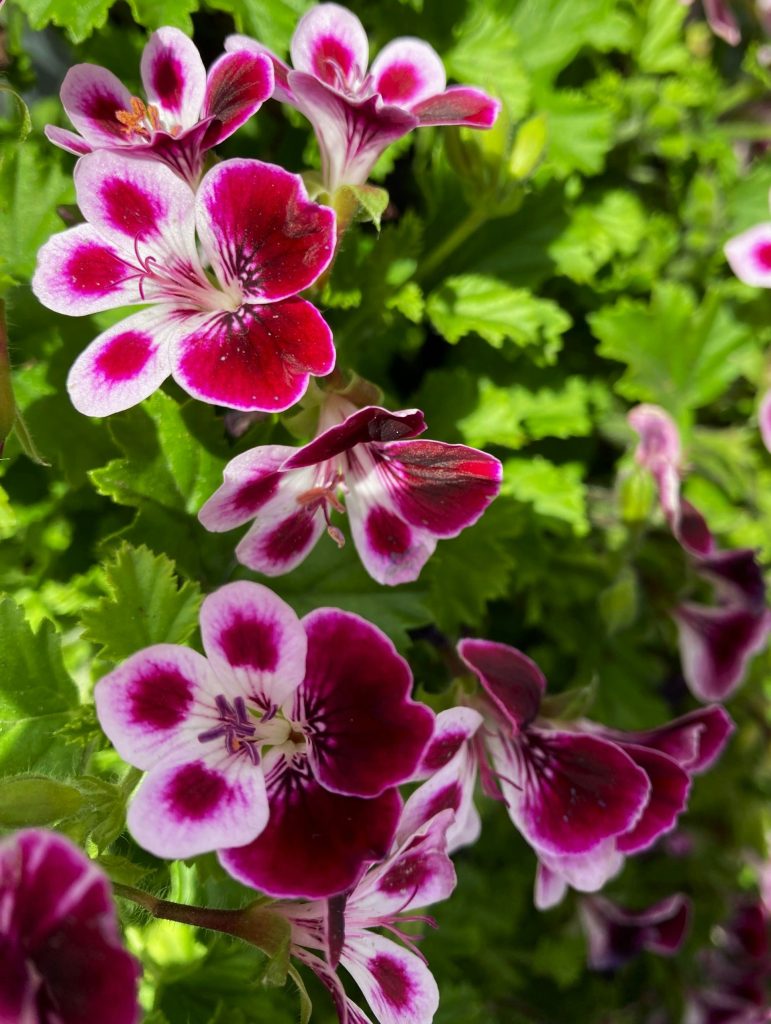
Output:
(275, 808), (457, 1024)
(45, 27), (273, 185)
(198, 396), (502, 586)
(94, 581), (434, 899)
(32, 154), (335, 416)
(0, 828), (140, 1024)
(226, 3), (500, 192)
(578, 893), (691, 971)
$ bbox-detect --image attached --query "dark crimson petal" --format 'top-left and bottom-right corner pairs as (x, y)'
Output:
(614, 745), (691, 854)
(676, 499), (714, 556)
(0, 934), (37, 1021)
(411, 85), (501, 128)
(202, 51), (274, 148)
(512, 729), (650, 856)
(326, 630), (429, 760)
(300, 609), (434, 797)
(219, 768), (401, 898)
(606, 705), (734, 774)
(171, 300), (334, 412)
(196, 158), (335, 302)
(581, 894), (691, 971)
(377, 438), (502, 537)
(225, 35), (295, 103)
(697, 547), (767, 611)
(674, 603), (771, 702)
(283, 406), (426, 470)
(457, 638), (546, 731)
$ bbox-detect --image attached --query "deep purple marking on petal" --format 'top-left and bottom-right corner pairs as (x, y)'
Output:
(370, 953), (414, 1012)
(165, 761), (227, 819)
(94, 331), (154, 382)
(129, 668), (192, 729)
(378, 851), (433, 895)
(150, 53), (185, 113)
(366, 506), (412, 558)
(100, 176), (164, 239)
(283, 406), (426, 470)
(65, 243), (127, 296)
(234, 473), (281, 513)
(220, 613), (279, 672)
(697, 547), (766, 611)
(378, 63), (421, 102)
(421, 731), (468, 772)
(425, 783), (461, 817)
(83, 90), (129, 138)
(261, 509), (317, 564)
(754, 241), (771, 270)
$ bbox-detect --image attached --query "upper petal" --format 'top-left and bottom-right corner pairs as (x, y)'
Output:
(59, 64), (134, 147)
(196, 158), (335, 302)
(457, 638), (546, 731)
(283, 406), (426, 470)
(411, 86), (501, 128)
(202, 50), (274, 148)
(199, 580), (307, 710)
(170, 300), (334, 411)
(370, 38), (445, 107)
(415, 706), (484, 778)
(198, 444), (297, 531)
(140, 27), (207, 129)
(290, 3), (369, 87)
(725, 223), (771, 287)
(398, 743), (481, 854)
(300, 608), (434, 797)
(44, 124), (93, 155)
(613, 745), (691, 854)
(341, 931), (439, 1024)
(225, 34), (295, 103)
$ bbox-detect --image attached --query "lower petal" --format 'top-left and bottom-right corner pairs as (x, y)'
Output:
(412, 86), (501, 128)
(341, 931), (439, 1024)
(171, 301), (334, 412)
(197, 445), (298, 531)
(346, 487), (437, 585)
(539, 841), (625, 894)
(219, 766), (400, 898)
(44, 125), (93, 155)
(674, 603), (771, 701)
(534, 864), (568, 911)
(67, 308), (173, 416)
(614, 745), (690, 854)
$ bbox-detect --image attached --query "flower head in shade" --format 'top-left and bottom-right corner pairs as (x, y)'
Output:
(46, 27), (274, 185)
(32, 154), (335, 416)
(95, 581), (434, 899)
(274, 808), (457, 1024)
(226, 3), (500, 192)
(199, 396), (502, 586)
(0, 828), (140, 1024)
(579, 893), (691, 972)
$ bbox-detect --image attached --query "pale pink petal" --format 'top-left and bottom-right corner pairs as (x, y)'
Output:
(398, 745), (481, 854)
(32, 224), (140, 316)
(414, 706), (484, 779)
(411, 86), (500, 128)
(674, 603), (771, 701)
(199, 581), (307, 710)
(291, 3), (369, 88)
(66, 307), (174, 417)
(127, 751), (268, 859)
(198, 445), (299, 531)
(534, 863), (568, 910)
(235, 479), (327, 577)
(140, 27), (206, 130)
(725, 223), (771, 287)
(370, 38), (446, 107)
(59, 64), (134, 148)
(759, 389), (771, 453)
(202, 51), (274, 147)
(341, 931), (439, 1024)
(704, 0), (741, 44)
(44, 124), (93, 155)
(539, 841), (625, 894)
(225, 34), (295, 103)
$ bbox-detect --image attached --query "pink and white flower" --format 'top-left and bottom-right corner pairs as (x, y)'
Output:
(274, 808), (457, 1024)
(579, 893), (691, 971)
(226, 3), (500, 192)
(0, 828), (140, 1024)
(46, 27), (274, 185)
(32, 154), (335, 416)
(198, 397), (502, 586)
(94, 581), (434, 898)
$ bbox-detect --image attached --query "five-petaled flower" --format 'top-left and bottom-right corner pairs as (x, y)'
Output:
(274, 808), (457, 1024)
(226, 2), (500, 192)
(45, 27), (274, 185)
(0, 828), (140, 1024)
(94, 581), (434, 898)
(33, 154), (336, 416)
(198, 396), (502, 585)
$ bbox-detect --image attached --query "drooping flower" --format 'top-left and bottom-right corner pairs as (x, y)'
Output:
(226, 3), (500, 192)
(32, 154), (335, 416)
(198, 396), (502, 585)
(578, 893), (691, 971)
(0, 828), (140, 1024)
(94, 581), (434, 898)
(46, 27), (274, 185)
(682, 0), (742, 44)
(274, 808), (457, 1024)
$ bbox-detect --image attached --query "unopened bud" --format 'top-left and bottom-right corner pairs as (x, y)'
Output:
(509, 114), (548, 181)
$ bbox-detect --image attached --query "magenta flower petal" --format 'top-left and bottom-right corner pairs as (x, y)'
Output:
(197, 444), (299, 530)
(196, 159), (335, 303)
(614, 745), (691, 855)
(202, 51), (274, 147)
(415, 706), (483, 778)
(290, 2), (369, 84)
(226, 34), (295, 103)
(725, 222), (771, 287)
(677, 499), (714, 557)
(346, 488), (438, 586)
(127, 753), (269, 859)
(759, 389), (771, 453)
(534, 863), (569, 911)
(0, 829), (140, 1024)
(32, 224), (141, 317)
(457, 638), (546, 731)
(301, 608), (434, 797)
(283, 406), (426, 470)
(199, 580), (307, 710)
(170, 299), (334, 412)
(697, 547), (767, 611)
(58, 64), (134, 147)
(580, 894), (691, 971)
(538, 841), (625, 895)
(237, 502), (326, 577)
(66, 308), (173, 417)
(341, 930), (439, 1024)
(599, 705), (734, 774)
(411, 86), (501, 128)
(399, 746), (481, 854)
(43, 124), (93, 155)
(674, 602), (771, 701)
(370, 38), (446, 106)
(140, 27), (207, 130)
(219, 769), (401, 898)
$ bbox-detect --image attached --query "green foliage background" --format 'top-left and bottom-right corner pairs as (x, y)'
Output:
(0, 0), (769, 1020)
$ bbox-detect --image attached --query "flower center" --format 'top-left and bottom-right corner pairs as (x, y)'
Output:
(197, 695), (292, 764)
(115, 96), (181, 140)
(297, 479), (346, 548)
(320, 58), (374, 100)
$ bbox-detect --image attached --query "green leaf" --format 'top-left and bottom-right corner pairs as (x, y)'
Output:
(127, 0), (198, 31)
(538, 89), (614, 178)
(81, 543), (202, 662)
(501, 457), (588, 534)
(0, 775), (83, 827)
(548, 191), (648, 283)
(589, 282), (756, 414)
(9, 0), (115, 42)
(204, 0), (313, 54)
(427, 275), (571, 359)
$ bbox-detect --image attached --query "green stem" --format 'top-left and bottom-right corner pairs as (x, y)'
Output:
(418, 207), (489, 282)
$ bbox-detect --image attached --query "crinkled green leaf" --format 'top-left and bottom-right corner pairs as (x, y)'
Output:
(9, 0), (115, 41)
(549, 191), (647, 282)
(501, 457), (588, 534)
